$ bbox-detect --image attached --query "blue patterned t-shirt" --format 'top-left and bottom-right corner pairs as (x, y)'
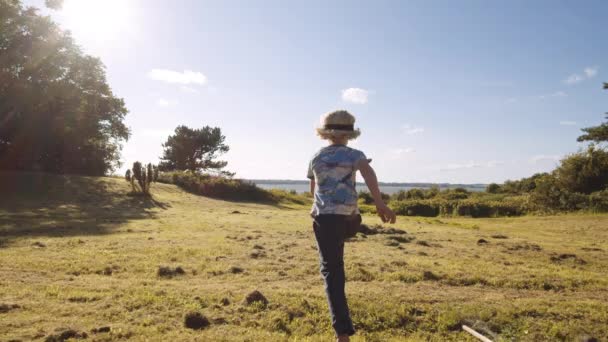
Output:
(307, 145), (368, 216)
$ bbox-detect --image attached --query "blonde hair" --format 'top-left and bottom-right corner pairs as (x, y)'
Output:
(315, 110), (361, 140)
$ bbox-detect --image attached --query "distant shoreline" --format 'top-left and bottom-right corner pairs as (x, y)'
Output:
(249, 179), (487, 192)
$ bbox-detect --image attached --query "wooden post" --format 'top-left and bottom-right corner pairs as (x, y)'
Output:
(462, 325), (493, 342)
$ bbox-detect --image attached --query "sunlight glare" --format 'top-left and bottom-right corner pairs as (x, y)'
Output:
(61, 0), (131, 43)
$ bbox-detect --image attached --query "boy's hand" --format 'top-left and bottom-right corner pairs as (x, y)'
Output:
(376, 203), (396, 224)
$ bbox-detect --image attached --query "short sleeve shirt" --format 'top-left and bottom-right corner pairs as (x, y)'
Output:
(307, 145), (367, 216)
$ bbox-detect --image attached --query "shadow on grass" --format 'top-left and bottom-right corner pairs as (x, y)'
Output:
(0, 171), (170, 244)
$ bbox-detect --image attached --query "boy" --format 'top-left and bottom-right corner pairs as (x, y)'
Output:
(307, 110), (396, 342)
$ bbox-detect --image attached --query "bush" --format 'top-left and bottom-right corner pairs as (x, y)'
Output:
(455, 199), (524, 218)
(390, 200), (442, 217)
(125, 162), (158, 195)
(486, 183), (501, 194)
(392, 187), (439, 201)
(438, 188), (470, 200)
(554, 146), (608, 194)
(358, 191), (391, 204)
(358, 191), (374, 204)
(390, 196), (526, 218)
(158, 171), (274, 202)
(589, 190), (608, 211)
(158, 171), (310, 204)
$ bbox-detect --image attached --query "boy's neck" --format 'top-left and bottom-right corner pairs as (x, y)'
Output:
(330, 139), (348, 146)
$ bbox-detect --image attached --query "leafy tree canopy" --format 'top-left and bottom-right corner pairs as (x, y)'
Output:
(554, 145), (608, 194)
(0, 0), (129, 175)
(159, 125), (231, 174)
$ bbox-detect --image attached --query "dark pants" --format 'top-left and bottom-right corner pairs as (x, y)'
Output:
(312, 214), (356, 336)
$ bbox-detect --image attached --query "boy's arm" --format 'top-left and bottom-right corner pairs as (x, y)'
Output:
(358, 160), (397, 224)
(310, 179), (315, 195)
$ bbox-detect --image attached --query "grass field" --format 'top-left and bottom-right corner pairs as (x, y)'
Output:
(1, 172), (607, 341)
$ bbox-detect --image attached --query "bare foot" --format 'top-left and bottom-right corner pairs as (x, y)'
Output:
(336, 335), (350, 342)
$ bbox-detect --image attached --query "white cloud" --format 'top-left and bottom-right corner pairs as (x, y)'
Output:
(559, 120), (577, 126)
(531, 155), (560, 163)
(440, 160), (503, 171)
(563, 66), (598, 85)
(564, 74), (584, 85)
(389, 147), (415, 159)
(402, 124), (425, 134)
(538, 91), (567, 100)
(180, 86), (199, 93)
(148, 69), (207, 85)
(341, 88), (369, 104)
(156, 98), (178, 107)
(584, 66), (598, 78)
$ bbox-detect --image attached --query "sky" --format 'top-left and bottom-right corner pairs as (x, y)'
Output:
(25, 0), (608, 183)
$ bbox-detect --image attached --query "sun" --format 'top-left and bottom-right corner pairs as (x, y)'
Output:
(61, 0), (131, 43)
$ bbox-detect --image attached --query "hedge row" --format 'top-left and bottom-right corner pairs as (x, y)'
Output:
(389, 191), (608, 217)
(389, 198), (527, 218)
(158, 171), (276, 202)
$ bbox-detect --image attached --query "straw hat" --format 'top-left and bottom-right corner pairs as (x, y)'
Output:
(315, 110), (361, 140)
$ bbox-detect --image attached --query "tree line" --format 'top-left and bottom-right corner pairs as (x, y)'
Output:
(0, 0), (231, 177)
(1, 0), (607, 208)
(1, 0), (129, 175)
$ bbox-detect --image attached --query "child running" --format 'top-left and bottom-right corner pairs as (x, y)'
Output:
(307, 110), (397, 342)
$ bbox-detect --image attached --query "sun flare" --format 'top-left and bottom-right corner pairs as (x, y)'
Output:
(61, 0), (131, 42)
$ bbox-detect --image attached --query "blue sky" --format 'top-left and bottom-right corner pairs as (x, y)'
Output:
(26, 0), (607, 183)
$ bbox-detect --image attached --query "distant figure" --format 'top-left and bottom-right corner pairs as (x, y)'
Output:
(307, 110), (396, 342)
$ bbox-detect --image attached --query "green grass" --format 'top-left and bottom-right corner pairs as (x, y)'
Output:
(1, 172), (607, 341)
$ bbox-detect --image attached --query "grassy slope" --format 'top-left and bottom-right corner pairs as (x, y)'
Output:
(0, 172), (607, 341)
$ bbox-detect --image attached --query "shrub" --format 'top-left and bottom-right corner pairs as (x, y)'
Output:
(390, 200), (441, 217)
(358, 191), (390, 204)
(554, 146), (608, 194)
(455, 199), (524, 218)
(392, 187), (440, 201)
(158, 171), (274, 202)
(486, 183), (501, 194)
(390, 197), (526, 218)
(157, 171), (310, 204)
(358, 191), (374, 204)
(125, 162), (158, 195)
(438, 188), (470, 200)
(589, 190), (608, 211)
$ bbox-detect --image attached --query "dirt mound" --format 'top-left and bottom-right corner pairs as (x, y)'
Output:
(184, 312), (210, 330)
(244, 290), (268, 307)
(505, 242), (542, 251)
(229, 266), (244, 274)
(158, 266), (186, 278)
(388, 236), (415, 243)
(0, 303), (20, 313)
(250, 250), (266, 258)
(91, 326), (111, 334)
(417, 240), (431, 247)
(422, 271), (442, 281)
(359, 224), (407, 235)
(477, 238), (489, 245)
(45, 329), (88, 342)
(550, 253), (586, 264)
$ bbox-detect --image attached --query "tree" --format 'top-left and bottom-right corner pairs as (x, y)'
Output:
(0, 0), (129, 175)
(553, 145), (608, 194)
(159, 125), (231, 174)
(577, 83), (608, 143)
(486, 183), (501, 194)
